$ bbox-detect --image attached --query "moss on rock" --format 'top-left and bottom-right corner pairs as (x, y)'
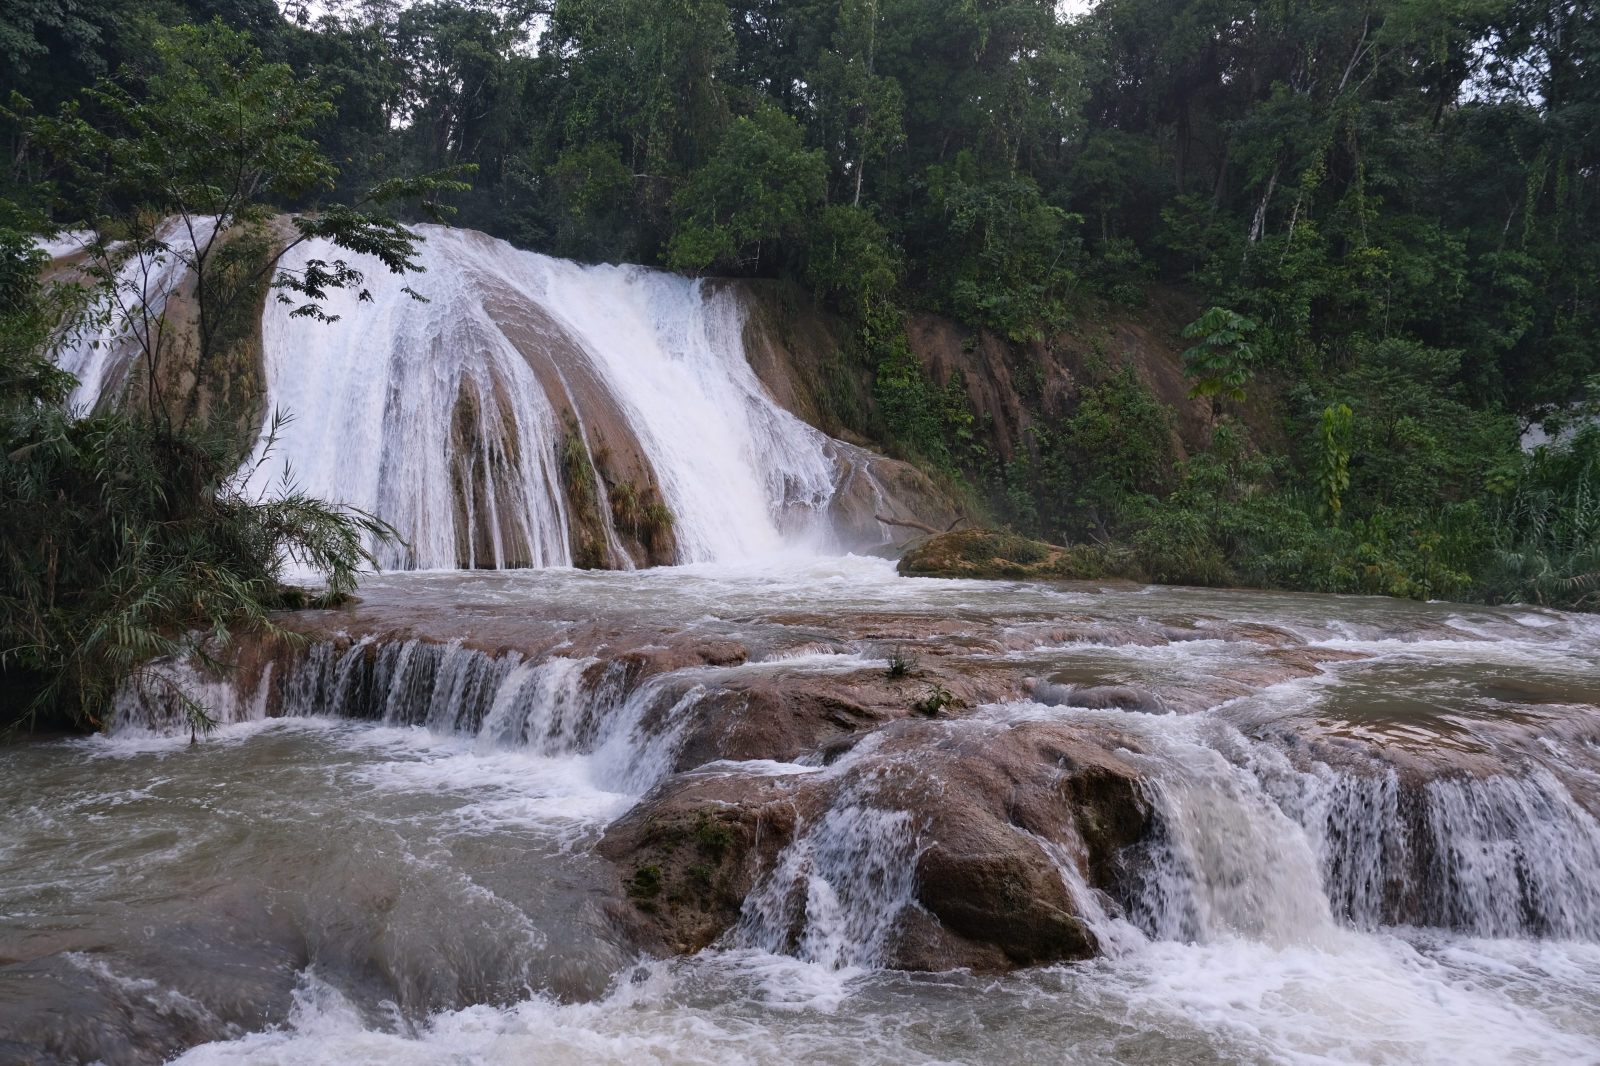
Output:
(897, 528), (1144, 582)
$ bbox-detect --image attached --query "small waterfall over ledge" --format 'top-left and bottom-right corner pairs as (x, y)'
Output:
(121, 632), (1600, 958)
(243, 226), (872, 569)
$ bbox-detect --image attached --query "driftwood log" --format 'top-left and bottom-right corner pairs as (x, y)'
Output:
(875, 514), (967, 536)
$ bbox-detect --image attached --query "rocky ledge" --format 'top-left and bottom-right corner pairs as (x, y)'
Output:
(896, 528), (1140, 582)
(599, 717), (1149, 971)
(189, 576), (1598, 974)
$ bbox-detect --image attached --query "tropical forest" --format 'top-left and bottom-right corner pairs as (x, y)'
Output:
(3, 1), (1600, 1064)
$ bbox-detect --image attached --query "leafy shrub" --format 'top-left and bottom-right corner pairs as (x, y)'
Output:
(0, 400), (394, 731)
(1482, 425), (1600, 609)
(923, 155), (1083, 343)
(874, 343), (974, 475)
(913, 682), (955, 716)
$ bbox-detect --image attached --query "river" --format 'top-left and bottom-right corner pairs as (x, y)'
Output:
(4, 556), (1600, 1065)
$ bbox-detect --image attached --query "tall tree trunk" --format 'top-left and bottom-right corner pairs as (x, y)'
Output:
(1211, 139), (1232, 211)
(1247, 164), (1280, 245)
(1174, 99), (1190, 195)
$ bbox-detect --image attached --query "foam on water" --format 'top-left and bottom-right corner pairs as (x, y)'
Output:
(162, 933), (1600, 1066)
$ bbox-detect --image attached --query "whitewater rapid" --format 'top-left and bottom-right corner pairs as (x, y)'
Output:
(8, 560), (1600, 1065)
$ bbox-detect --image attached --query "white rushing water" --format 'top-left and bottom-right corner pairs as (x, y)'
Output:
(47, 220), (220, 413)
(44, 223), (883, 569)
(10, 560), (1588, 1065)
(87, 692), (1600, 1066)
(239, 227), (849, 568)
(526, 255), (842, 561)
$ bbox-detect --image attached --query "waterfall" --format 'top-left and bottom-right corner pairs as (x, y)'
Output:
(48, 220), (220, 414)
(142, 636), (715, 794)
(733, 799), (924, 969)
(1089, 709), (1600, 945)
(241, 226), (853, 569)
(43, 223), (897, 569)
(525, 254), (842, 561)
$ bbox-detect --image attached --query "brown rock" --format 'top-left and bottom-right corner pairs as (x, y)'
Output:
(663, 665), (1033, 772)
(897, 529), (1143, 582)
(598, 718), (1151, 972)
(596, 771), (820, 956)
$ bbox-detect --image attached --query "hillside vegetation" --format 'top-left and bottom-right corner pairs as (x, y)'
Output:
(2, 1), (1599, 736)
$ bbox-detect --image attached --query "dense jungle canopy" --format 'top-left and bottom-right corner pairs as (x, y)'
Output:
(8, 0), (1591, 389)
(3, 0), (1600, 727)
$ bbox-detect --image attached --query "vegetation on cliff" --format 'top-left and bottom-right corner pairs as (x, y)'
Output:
(0, 25), (467, 731)
(3, 0), (1599, 610)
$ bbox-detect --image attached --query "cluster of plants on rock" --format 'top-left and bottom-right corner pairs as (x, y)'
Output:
(913, 682), (955, 717)
(884, 645), (914, 679)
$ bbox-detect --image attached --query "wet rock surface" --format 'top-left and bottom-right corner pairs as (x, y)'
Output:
(190, 577), (1401, 977)
(599, 719), (1149, 972)
(120, 568), (1600, 979)
(897, 529), (1142, 582)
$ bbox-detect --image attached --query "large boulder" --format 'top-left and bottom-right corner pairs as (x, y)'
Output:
(599, 718), (1151, 972)
(897, 529), (1143, 582)
(662, 662), (1034, 772)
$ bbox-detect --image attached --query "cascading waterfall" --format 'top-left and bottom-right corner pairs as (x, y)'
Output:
(119, 644), (1600, 960)
(241, 226), (858, 569)
(244, 231), (574, 569)
(1078, 708), (1600, 946)
(733, 800), (925, 969)
(1296, 762), (1600, 937)
(714, 704), (1600, 966)
(517, 254), (844, 560)
(48, 219), (220, 413)
(44, 222), (901, 569)
(260, 638), (712, 794)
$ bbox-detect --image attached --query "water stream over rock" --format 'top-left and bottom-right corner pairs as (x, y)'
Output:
(43, 226), (942, 570)
(6, 559), (1600, 1064)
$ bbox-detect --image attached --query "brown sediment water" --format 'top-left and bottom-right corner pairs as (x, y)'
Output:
(5, 557), (1600, 1065)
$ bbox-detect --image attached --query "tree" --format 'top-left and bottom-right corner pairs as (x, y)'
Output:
(1180, 305), (1259, 405)
(0, 22), (471, 733)
(809, 0), (903, 207)
(540, 0), (735, 259)
(925, 155), (1082, 342)
(666, 104), (824, 274)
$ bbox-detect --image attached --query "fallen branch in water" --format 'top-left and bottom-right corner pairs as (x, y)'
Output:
(875, 514), (968, 536)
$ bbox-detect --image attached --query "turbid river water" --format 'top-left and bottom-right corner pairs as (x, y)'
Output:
(5, 556), (1600, 1065)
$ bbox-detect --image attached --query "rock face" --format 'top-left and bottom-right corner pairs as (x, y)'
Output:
(730, 275), (1277, 473)
(173, 575), (1600, 968)
(599, 718), (1150, 972)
